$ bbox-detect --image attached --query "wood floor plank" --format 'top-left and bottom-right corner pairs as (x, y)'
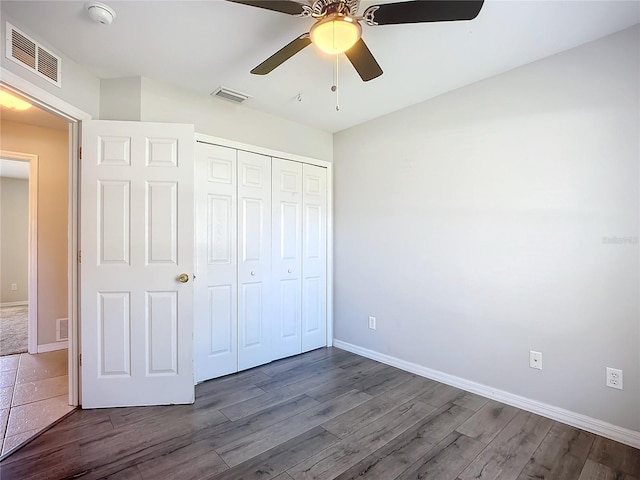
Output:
(458, 411), (554, 480)
(587, 436), (640, 478)
(304, 362), (390, 404)
(0, 409), (114, 466)
(197, 394), (323, 450)
(254, 358), (385, 407)
(272, 472), (296, 480)
(322, 375), (436, 438)
(216, 389), (372, 467)
(395, 432), (485, 480)
(255, 352), (360, 392)
(287, 398), (435, 479)
(196, 384), (266, 410)
(0, 442), (84, 480)
(333, 403), (477, 480)
(351, 364), (417, 396)
(219, 388), (320, 422)
(211, 427), (339, 480)
(517, 422), (595, 480)
(101, 465), (144, 479)
(455, 399), (520, 444)
(258, 348), (345, 377)
(578, 458), (638, 480)
(134, 440), (229, 480)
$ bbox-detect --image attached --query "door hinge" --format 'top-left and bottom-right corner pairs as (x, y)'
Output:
(78, 250), (82, 263)
(79, 147), (82, 160)
(79, 354), (82, 366)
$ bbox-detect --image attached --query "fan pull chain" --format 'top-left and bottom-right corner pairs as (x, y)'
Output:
(331, 54), (340, 112)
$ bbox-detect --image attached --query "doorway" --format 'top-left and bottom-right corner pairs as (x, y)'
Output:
(0, 87), (75, 458)
(0, 152), (37, 356)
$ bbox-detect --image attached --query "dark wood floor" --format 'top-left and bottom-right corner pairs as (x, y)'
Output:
(1, 347), (638, 480)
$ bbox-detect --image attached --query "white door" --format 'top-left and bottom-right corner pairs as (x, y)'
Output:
(302, 164), (328, 352)
(194, 143), (238, 382)
(271, 158), (303, 359)
(81, 120), (195, 408)
(237, 150), (273, 371)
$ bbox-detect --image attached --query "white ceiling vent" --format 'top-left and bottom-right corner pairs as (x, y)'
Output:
(6, 23), (62, 87)
(211, 86), (251, 104)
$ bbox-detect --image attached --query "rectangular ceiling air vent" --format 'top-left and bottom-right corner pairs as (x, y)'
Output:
(6, 23), (62, 87)
(211, 86), (251, 104)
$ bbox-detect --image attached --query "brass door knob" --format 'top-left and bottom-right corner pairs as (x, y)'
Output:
(177, 273), (189, 283)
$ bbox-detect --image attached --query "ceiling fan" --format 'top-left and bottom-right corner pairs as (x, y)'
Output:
(228, 0), (485, 81)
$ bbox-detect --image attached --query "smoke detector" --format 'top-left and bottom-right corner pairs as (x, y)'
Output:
(86, 2), (116, 25)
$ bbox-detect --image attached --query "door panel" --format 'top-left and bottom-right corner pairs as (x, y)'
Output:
(302, 164), (327, 352)
(237, 151), (272, 371)
(194, 144), (238, 381)
(271, 159), (303, 359)
(81, 120), (194, 408)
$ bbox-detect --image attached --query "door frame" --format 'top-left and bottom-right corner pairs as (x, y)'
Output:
(194, 133), (334, 347)
(0, 149), (38, 354)
(1, 67), (91, 406)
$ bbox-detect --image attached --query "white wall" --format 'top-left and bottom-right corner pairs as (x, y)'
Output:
(333, 26), (639, 432)
(0, 15), (100, 118)
(0, 177), (28, 304)
(100, 77), (142, 121)
(140, 77), (333, 162)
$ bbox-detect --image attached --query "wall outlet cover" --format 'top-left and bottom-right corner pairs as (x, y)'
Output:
(529, 350), (542, 370)
(606, 367), (623, 390)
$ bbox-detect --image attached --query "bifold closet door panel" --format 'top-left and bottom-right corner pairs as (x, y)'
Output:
(302, 164), (328, 352)
(238, 150), (273, 371)
(194, 143), (238, 382)
(271, 158), (303, 359)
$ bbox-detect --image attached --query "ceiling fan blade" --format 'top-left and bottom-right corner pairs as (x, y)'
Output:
(345, 38), (383, 82)
(366, 0), (484, 25)
(251, 34), (312, 75)
(226, 0), (308, 16)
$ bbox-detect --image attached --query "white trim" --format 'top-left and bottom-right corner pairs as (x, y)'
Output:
(0, 301), (28, 307)
(333, 339), (640, 449)
(195, 133), (330, 168)
(1, 149), (38, 355)
(1, 69), (88, 407)
(325, 162), (333, 347)
(37, 341), (68, 353)
(68, 122), (80, 406)
(0, 68), (90, 121)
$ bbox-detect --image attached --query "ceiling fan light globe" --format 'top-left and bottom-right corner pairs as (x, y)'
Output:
(310, 15), (362, 55)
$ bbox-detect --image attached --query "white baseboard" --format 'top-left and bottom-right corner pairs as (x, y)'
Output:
(37, 341), (68, 353)
(333, 339), (640, 449)
(0, 301), (28, 307)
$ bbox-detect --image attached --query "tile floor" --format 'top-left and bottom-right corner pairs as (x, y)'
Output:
(0, 349), (74, 457)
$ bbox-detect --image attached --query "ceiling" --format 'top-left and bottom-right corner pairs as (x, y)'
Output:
(0, 158), (29, 179)
(2, 1), (638, 132)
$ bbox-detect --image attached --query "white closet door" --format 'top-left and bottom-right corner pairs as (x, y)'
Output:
(194, 143), (238, 382)
(302, 164), (328, 352)
(238, 150), (273, 370)
(271, 158), (303, 359)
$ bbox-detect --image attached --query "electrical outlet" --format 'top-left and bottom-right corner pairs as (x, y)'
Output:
(10, 283), (17, 291)
(529, 350), (542, 370)
(606, 367), (623, 390)
(368, 316), (376, 330)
